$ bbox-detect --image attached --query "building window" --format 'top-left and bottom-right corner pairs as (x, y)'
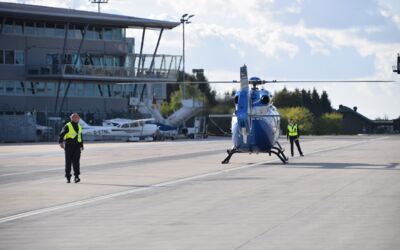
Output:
(36, 22), (45, 36)
(47, 54), (60, 65)
(55, 24), (65, 37)
(76, 83), (84, 96)
(5, 81), (15, 94)
(67, 24), (77, 39)
(14, 20), (23, 34)
(84, 83), (95, 97)
(107, 84), (112, 97)
(91, 55), (103, 66)
(26, 82), (35, 95)
(113, 84), (122, 97)
(74, 25), (84, 39)
(15, 51), (24, 65)
(46, 82), (56, 96)
(0, 50), (3, 64)
(57, 82), (65, 96)
(4, 50), (14, 64)
(66, 83), (75, 96)
(104, 56), (114, 67)
(113, 28), (123, 40)
(86, 26), (95, 40)
(103, 27), (113, 40)
(153, 84), (163, 99)
(34, 82), (46, 96)
(4, 20), (13, 33)
(95, 84), (104, 97)
(95, 27), (103, 40)
(16, 81), (25, 95)
(25, 22), (35, 35)
(45, 23), (55, 37)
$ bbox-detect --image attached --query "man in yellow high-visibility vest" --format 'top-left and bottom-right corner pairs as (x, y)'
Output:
(59, 113), (84, 183)
(287, 119), (304, 157)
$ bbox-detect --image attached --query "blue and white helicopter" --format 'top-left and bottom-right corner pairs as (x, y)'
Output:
(213, 65), (288, 164)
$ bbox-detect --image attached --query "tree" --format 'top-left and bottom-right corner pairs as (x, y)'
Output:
(279, 107), (314, 135)
(272, 87), (302, 108)
(160, 88), (183, 117)
(301, 89), (312, 111)
(320, 90), (332, 114)
(315, 113), (342, 135)
(310, 88), (322, 117)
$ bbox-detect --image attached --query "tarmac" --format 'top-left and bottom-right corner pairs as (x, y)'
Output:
(0, 135), (399, 250)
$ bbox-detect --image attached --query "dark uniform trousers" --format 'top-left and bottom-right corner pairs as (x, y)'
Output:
(289, 136), (303, 156)
(65, 143), (81, 178)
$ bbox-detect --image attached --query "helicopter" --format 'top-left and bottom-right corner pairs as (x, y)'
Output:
(215, 65), (288, 164)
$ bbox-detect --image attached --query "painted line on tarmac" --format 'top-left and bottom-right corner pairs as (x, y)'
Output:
(0, 149), (227, 178)
(0, 136), (387, 224)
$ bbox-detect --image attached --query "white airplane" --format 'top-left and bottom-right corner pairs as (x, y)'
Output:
(79, 118), (159, 142)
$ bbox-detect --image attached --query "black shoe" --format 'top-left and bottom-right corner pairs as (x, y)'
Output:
(74, 176), (80, 183)
(300, 154), (304, 157)
(66, 176), (71, 183)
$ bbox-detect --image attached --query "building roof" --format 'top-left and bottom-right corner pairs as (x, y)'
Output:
(338, 105), (372, 123)
(338, 105), (393, 125)
(0, 2), (180, 29)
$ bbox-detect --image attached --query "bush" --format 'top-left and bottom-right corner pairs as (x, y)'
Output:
(279, 107), (314, 135)
(315, 113), (343, 135)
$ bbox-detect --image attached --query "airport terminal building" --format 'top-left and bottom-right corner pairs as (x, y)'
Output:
(0, 2), (181, 128)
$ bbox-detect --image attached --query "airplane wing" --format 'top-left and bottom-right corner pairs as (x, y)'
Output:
(133, 118), (156, 123)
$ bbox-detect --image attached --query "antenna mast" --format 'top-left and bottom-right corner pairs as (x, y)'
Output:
(89, 0), (109, 13)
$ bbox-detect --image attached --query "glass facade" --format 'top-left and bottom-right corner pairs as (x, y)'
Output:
(15, 51), (24, 65)
(2, 18), (126, 41)
(0, 50), (25, 65)
(0, 81), (165, 99)
(4, 50), (14, 64)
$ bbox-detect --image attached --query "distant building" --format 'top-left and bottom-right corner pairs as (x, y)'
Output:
(0, 2), (181, 124)
(338, 105), (395, 134)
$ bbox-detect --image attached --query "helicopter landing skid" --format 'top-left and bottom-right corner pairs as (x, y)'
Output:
(221, 149), (238, 164)
(269, 146), (288, 164)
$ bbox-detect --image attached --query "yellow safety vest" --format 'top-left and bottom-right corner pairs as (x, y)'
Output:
(64, 122), (82, 142)
(288, 124), (298, 137)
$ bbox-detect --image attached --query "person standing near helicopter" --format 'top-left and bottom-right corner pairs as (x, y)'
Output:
(287, 119), (304, 157)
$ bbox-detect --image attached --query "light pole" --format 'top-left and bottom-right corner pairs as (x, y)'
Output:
(89, 0), (108, 13)
(180, 13), (194, 99)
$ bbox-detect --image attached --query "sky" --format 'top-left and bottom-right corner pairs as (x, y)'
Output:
(6, 0), (400, 119)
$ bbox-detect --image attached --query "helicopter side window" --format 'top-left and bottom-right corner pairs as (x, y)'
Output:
(234, 95), (239, 104)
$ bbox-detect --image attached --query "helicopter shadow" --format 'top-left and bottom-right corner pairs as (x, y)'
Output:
(264, 162), (400, 171)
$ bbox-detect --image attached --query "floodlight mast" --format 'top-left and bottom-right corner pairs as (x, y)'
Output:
(89, 0), (109, 13)
(180, 13), (195, 99)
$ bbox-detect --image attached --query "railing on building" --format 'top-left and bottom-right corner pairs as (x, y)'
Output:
(26, 54), (182, 81)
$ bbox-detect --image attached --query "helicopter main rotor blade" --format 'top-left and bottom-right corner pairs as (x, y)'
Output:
(117, 80), (396, 85)
(263, 80), (396, 83)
